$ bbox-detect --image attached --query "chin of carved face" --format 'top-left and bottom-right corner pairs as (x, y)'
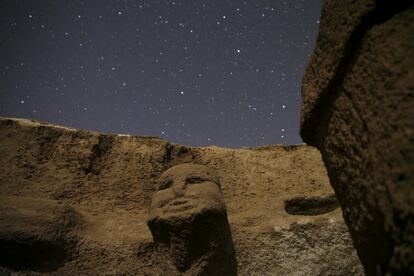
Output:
(148, 164), (226, 222)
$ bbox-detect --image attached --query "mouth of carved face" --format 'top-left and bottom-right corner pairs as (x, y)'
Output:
(163, 197), (197, 213)
(168, 198), (191, 206)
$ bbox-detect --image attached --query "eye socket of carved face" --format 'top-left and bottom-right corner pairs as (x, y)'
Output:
(158, 179), (173, 191)
(186, 176), (206, 184)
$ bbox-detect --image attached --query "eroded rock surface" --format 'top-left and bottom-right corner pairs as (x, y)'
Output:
(0, 116), (363, 275)
(301, 0), (414, 274)
(0, 196), (83, 273)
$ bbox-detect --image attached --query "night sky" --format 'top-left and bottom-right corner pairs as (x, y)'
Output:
(0, 0), (322, 148)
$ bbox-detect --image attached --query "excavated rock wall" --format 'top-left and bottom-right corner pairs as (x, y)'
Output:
(0, 117), (363, 275)
(300, 0), (414, 274)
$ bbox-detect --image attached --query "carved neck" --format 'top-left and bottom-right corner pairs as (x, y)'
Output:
(149, 211), (236, 275)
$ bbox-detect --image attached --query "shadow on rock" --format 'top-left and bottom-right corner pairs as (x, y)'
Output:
(0, 196), (83, 272)
(284, 194), (339, 216)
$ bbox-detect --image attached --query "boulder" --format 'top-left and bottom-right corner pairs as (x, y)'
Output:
(300, 0), (414, 274)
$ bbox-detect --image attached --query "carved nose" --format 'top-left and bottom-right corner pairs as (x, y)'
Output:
(173, 181), (186, 196)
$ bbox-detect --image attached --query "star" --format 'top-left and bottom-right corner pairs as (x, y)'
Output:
(0, 0), (321, 147)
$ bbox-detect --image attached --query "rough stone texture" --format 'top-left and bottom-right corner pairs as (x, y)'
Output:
(0, 196), (83, 273)
(0, 116), (363, 275)
(301, 0), (414, 275)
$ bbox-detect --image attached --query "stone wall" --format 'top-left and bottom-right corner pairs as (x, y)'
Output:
(300, 0), (414, 274)
(0, 117), (362, 275)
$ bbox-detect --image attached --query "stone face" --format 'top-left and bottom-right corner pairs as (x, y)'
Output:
(149, 164), (226, 223)
(301, 0), (414, 274)
(147, 164), (236, 275)
(0, 116), (363, 275)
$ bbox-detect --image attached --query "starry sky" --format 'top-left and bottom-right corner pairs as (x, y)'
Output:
(0, 0), (322, 148)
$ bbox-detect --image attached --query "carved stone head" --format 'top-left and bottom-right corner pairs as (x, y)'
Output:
(147, 163), (236, 275)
